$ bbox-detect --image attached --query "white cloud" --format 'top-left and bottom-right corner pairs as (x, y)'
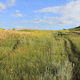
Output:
(7, 0), (16, 6)
(11, 13), (24, 18)
(0, 18), (74, 25)
(0, 22), (7, 24)
(30, 19), (50, 25)
(9, 18), (73, 25)
(0, 20), (28, 24)
(35, 6), (63, 13)
(12, 26), (26, 29)
(12, 20), (28, 24)
(16, 10), (19, 12)
(0, 0), (16, 12)
(31, 18), (73, 25)
(0, 3), (6, 12)
(35, 0), (80, 25)
(17, 20), (28, 24)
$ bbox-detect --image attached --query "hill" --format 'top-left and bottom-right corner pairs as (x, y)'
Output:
(0, 27), (80, 80)
(69, 26), (80, 31)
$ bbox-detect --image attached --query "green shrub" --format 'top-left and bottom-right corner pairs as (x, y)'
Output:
(12, 28), (16, 30)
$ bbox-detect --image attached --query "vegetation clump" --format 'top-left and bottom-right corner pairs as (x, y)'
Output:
(12, 28), (16, 31)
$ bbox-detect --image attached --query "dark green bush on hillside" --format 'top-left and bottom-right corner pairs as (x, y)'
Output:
(12, 28), (16, 30)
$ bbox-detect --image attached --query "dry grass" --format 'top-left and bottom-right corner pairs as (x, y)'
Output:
(4, 30), (32, 35)
(0, 30), (33, 40)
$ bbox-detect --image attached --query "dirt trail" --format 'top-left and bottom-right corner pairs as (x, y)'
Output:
(12, 40), (20, 51)
(8, 37), (24, 54)
(7, 40), (20, 55)
(68, 39), (78, 55)
(63, 38), (80, 80)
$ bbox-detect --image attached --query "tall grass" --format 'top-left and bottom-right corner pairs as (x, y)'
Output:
(0, 29), (75, 80)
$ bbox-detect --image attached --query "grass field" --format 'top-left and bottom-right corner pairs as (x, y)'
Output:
(0, 28), (80, 80)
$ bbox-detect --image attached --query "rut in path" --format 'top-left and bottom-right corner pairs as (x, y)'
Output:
(8, 37), (25, 54)
(68, 39), (78, 56)
(68, 39), (80, 61)
(8, 39), (21, 55)
(64, 39), (80, 80)
(0, 40), (21, 62)
(64, 39), (74, 67)
(12, 40), (20, 51)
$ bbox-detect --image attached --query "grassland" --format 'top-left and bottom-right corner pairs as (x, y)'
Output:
(0, 28), (80, 80)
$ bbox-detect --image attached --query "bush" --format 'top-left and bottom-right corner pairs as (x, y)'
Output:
(12, 28), (16, 30)
(63, 29), (66, 30)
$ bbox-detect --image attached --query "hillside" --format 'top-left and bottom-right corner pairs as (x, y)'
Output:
(69, 26), (80, 31)
(0, 28), (80, 80)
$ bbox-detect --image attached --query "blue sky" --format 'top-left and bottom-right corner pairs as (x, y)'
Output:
(0, 0), (79, 30)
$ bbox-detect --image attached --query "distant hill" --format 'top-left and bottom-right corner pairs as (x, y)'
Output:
(75, 26), (80, 28)
(0, 28), (5, 30)
(0, 28), (3, 30)
(69, 26), (80, 31)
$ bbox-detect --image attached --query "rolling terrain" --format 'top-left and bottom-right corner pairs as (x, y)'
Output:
(0, 27), (80, 80)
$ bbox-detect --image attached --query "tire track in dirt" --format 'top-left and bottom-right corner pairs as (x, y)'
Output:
(64, 39), (74, 66)
(8, 36), (26, 55)
(63, 38), (80, 80)
(67, 39), (80, 80)
(8, 40), (20, 55)
(0, 40), (21, 62)
(68, 39), (78, 56)
(12, 40), (20, 51)
(8, 37), (24, 54)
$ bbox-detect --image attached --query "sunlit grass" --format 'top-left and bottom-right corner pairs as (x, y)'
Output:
(0, 29), (79, 80)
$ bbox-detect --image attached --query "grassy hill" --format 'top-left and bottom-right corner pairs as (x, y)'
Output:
(0, 28), (80, 80)
(69, 26), (80, 31)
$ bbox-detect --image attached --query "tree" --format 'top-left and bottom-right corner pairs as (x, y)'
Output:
(63, 29), (66, 30)
(12, 28), (16, 30)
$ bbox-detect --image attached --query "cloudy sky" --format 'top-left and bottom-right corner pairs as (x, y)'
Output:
(0, 0), (79, 30)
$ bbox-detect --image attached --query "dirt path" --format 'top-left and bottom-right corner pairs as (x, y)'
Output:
(64, 39), (74, 65)
(8, 36), (25, 54)
(63, 38), (80, 80)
